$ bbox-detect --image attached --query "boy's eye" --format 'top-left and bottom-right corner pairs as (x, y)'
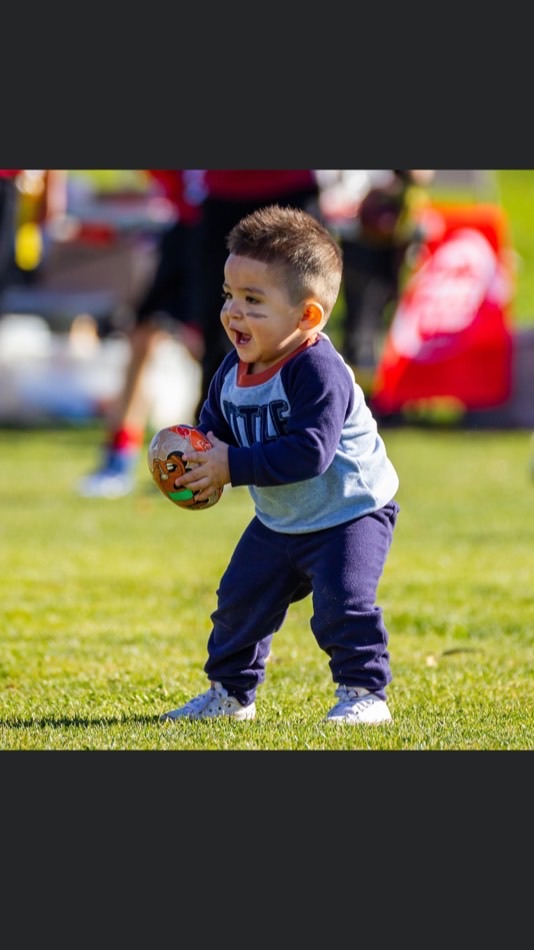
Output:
(222, 291), (231, 301)
(245, 295), (259, 305)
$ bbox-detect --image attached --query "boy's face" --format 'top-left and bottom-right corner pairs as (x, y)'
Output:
(221, 254), (312, 373)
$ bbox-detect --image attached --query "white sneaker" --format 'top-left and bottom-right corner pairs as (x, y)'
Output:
(326, 685), (392, 724)
(161, 682), (256, 721)
(78, 470), (134, 498)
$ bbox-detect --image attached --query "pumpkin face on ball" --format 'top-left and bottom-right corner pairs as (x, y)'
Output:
(147, 424), (223, 511)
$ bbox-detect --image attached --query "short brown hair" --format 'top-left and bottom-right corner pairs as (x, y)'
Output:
(226, 204), (343, 317)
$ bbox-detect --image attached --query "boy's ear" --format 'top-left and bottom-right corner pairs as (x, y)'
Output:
(299, 301), (324, 329)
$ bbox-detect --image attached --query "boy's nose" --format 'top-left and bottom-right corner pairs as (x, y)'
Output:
(226, 301), (243, 319)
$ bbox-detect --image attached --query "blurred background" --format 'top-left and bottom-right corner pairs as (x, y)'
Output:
(0, 169), (201, 428)
(0, 169), (533, 431)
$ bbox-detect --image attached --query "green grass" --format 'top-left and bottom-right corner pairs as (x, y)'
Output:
(1, 424), (533, 750)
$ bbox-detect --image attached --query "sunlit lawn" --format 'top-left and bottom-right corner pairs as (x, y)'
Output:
(1, 424), (532, 751)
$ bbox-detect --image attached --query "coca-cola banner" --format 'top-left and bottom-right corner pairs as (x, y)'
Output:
(371, 203), (515, 416)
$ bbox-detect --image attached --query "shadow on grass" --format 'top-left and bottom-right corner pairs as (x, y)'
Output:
(0, 714), (162, 729)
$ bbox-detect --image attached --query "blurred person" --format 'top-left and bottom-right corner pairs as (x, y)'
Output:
(320, 169), (434, 373)
(13, 169), (69, 279)
(79, 169), (320, 499)
(192, 169), (320, 419)
(78, 169), (205, 499)
(160, 204), (399, 725)
(1, 170), (69, 298)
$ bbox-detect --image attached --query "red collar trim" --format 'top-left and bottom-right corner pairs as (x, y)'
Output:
(236, 334), (319, 386)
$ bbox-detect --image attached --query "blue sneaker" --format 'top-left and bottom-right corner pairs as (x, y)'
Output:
(77, 448), (138, 498)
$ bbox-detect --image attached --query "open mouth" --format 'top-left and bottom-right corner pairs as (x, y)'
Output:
(235, 331), (252, 346)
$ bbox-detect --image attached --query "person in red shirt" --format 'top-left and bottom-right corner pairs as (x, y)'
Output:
(78, 169), (204, 498)
(78, 170), (321, 499)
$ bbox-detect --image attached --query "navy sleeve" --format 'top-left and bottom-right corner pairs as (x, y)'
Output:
(228, 340), (356, 487)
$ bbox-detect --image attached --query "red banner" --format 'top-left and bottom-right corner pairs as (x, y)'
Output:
(371, 203), (515, 416)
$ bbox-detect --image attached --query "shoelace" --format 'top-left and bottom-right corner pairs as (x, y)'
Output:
(334, 685), (369, 702)
(182, 685), (218, 710)
(182, 683), (229, 713)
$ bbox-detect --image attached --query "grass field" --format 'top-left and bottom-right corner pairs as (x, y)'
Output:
(2, 169), (533, 752)
(1, 424), (532, 751)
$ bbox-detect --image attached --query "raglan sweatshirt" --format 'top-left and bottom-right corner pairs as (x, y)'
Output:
(198, 333), (399, 534)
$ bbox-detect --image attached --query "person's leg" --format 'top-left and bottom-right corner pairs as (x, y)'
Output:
(341, 240), (394, 369)
(76, 320), (167, 498)
(78, 220), (201, 497)
(296, 502), (399, 699)
(108, 219), (204, 434)
(162, 518), (310, 722)
(108, 321), (167, 434)
(204, 517), (310, 706)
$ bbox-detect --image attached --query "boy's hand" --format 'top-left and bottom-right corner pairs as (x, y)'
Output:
(174, 431), (230, 502)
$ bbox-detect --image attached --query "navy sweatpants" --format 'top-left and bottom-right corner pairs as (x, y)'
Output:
(204, 501), (399, 706)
